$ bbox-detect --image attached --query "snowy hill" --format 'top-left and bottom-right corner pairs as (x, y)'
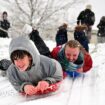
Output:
(0, 38), (105, 105)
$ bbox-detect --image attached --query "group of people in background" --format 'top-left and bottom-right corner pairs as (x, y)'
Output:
(55, 4), (95, 52)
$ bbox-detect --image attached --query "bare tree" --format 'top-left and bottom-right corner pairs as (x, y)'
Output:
(3, 0), (86, 38)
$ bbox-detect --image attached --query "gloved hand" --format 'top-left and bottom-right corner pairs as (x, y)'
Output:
(37, 81), (49, 93)
(24, 84), (37, 96)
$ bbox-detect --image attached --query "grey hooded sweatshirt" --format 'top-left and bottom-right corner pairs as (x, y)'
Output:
(7, 36), (63, 92)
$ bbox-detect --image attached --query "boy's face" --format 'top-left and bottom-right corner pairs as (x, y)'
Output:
(14, 55), (32, 72)
(65, 46), (80, 62)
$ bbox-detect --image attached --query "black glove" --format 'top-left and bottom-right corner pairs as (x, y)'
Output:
(0, 59), (11, 71)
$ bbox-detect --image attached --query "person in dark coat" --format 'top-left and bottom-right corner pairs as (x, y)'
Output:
(55, 23), (68, 46)
(97, 16), (105, 43)
(74, 24), (89, 52)
(0, 11), (10, 38)
(77, 5), (95, 43)
(29, 29), (51, 57)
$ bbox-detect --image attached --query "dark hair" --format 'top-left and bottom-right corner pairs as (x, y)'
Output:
(11, 50), (32, 63)
(3, 11), (8, 15)
(62, 23), (68, 28)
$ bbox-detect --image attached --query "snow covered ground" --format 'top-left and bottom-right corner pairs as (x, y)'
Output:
(0, 38), (105, 105)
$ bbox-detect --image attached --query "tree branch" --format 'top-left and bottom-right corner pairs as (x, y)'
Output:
(15, 0), (30, 19)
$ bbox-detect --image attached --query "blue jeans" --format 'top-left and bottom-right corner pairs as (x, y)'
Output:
(66, 71), (80, 78)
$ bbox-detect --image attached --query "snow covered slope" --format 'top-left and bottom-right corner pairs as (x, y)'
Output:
(0, 38), (105, 105)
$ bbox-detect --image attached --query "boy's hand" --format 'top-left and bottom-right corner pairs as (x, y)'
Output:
(37, 81), (49, 93)
(24, 84), (37, 96)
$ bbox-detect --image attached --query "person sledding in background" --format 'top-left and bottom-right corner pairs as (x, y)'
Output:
(0, 11), (10, 38)
(77, 4), (95, 43)
(0, 36), (63, 96)
(74, 24), (89, 52)
(29, 28), (51, 57)
(51, 40), (93, 78)
(55, 23), (68, 46)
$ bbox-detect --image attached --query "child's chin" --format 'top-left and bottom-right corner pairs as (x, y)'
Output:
(19, 68), (26, 72)
(69, 60), (75, 62)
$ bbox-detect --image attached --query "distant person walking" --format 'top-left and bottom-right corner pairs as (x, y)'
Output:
(77, 4), (95, 43)
(0, 11), (10, 38)
(55, 23), (68, 46)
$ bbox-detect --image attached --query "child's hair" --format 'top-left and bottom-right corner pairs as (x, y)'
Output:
(64, 40), (87, 53)
(64, 40), (82, 50)
(11, 50), (32, 63)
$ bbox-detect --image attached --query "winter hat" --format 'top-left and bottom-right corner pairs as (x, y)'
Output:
(86, 4), (92, 10)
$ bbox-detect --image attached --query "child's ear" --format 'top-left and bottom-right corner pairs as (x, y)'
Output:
(29, 56), (33, 63)
(29, 56), (32, 60)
